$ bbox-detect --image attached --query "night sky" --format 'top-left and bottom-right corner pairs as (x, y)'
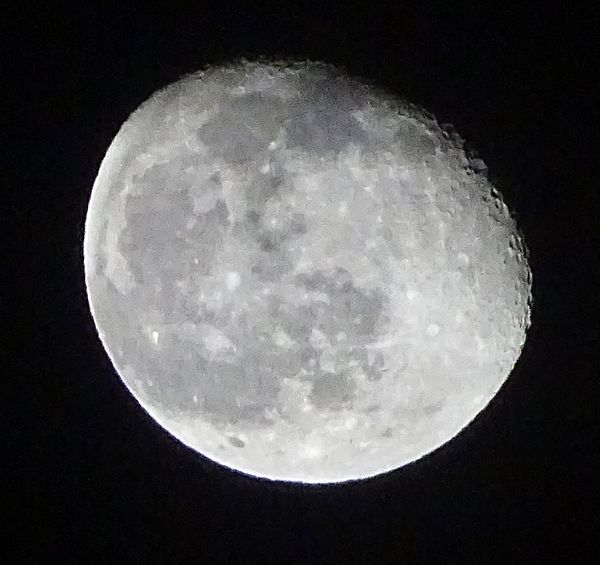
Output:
(7, 2), (598, 562)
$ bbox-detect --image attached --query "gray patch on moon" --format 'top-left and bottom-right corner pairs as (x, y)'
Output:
(310, 372), (357, 410)
(111, 175), (393, 426)
(227, 435), (246, 448)
(284, 89), (371, 154)
(197, 92), (286, 165)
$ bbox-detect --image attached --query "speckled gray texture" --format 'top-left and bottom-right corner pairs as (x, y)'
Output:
(84, 59), (532, 483)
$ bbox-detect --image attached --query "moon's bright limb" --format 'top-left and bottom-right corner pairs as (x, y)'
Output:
(84, 60), (532, 483)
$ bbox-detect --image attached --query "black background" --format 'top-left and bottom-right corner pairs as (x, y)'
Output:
(7, 2), (599, 563)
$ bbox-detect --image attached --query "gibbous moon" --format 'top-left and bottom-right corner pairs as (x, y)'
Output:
(84, 59), (532, 483)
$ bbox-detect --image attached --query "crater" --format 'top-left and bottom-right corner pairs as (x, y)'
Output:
(362, 351), (386, 381)
(258, 231), (282, 252)
(227, 436), (246, 448)
(290, 213), (307, 235)
(245, 210), (261, 225)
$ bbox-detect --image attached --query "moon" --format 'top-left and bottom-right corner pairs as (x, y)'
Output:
(83, 59), (532, 483)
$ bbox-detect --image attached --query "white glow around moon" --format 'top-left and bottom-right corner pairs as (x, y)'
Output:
(83, 59), (532, 483)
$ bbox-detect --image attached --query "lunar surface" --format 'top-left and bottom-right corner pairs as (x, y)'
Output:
(84, 59), (532, 483)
